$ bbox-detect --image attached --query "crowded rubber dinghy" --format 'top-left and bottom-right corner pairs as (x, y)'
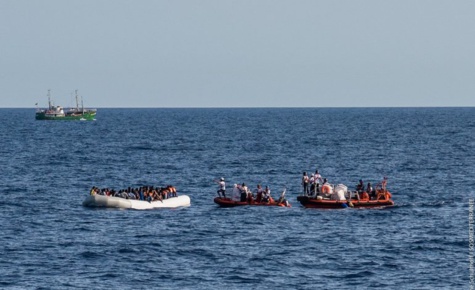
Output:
(83, 185), (191, 209)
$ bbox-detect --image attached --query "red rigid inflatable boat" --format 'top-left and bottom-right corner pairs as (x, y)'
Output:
(214, 197), (291, 208)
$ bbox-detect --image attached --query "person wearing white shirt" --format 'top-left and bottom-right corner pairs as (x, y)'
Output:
(215, 177), (226, 198)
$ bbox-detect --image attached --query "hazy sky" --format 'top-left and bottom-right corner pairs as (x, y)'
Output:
(1, 0), (474, 107)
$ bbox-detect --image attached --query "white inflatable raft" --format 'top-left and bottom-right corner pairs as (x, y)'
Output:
(82, 194), (191, 209)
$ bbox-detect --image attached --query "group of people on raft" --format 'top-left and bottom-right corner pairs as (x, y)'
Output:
(215, 177), (289, 206)
(89, 185), (178, 202)
(301, 170), (391, 201)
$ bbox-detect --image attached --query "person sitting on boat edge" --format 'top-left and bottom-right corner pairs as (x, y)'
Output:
(215, 177), (226, 198)
(159, 186), (173, 199)
(261, 186), (272, 203)
(167, 185), (177, 197)
(127, 189), (136, 200)
(119, 190), (128, 199)
(277, 188), (289, 207)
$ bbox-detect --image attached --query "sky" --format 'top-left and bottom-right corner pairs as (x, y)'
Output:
(1, 0), (474, 108)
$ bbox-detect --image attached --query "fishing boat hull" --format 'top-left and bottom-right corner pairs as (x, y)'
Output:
(83, 194), (190, 209)
(35, 111), (96, 120)
(214, 197), (290, 207)
(297, 196), (394, 209)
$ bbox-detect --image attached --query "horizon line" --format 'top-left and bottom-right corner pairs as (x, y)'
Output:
(1, 105), (474, 109)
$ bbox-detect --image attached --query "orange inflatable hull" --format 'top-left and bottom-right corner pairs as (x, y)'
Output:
(297, 196), (394, 209)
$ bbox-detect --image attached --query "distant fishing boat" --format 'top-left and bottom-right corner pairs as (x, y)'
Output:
(35, 90), (97, 121)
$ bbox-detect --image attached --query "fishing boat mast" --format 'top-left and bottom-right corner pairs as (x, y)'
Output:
(47, 89), (52, 109)
(75, 89), (79, 111)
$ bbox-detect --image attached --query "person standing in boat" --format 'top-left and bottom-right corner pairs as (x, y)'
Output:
(240, 183), (249, 202)
(215, 177), (226, 198)
(376, 177), (388, 191)
(375, 177), (389, 200)
(232, 184), (241, 201)
(314, 170), (323, 186)
(309, 174), (315, 195)
(302, 172), (309, 195)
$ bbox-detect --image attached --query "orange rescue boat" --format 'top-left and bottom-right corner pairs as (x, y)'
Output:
(297, 190), (394, 209)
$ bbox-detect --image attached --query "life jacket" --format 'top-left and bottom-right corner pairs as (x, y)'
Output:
(360, 192), (370, 200)
(322, 184), (333, 194)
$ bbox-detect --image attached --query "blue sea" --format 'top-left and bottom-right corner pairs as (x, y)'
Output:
(0, 107), (473, 289)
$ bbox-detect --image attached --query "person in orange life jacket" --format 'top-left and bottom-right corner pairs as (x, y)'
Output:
(360, 191), (370, 200)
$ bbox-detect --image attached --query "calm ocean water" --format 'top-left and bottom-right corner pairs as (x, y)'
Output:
(0, 107), (473, 289)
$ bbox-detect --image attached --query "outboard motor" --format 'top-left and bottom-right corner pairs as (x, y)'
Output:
(333, 184), (348, 201)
